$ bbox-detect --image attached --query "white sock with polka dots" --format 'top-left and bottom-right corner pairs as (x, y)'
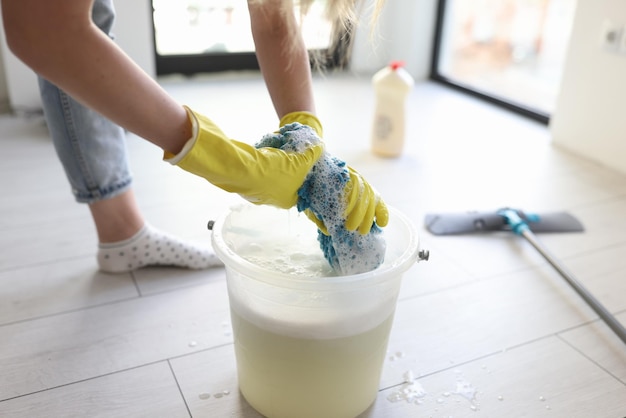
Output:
(97, 223), (222, 273)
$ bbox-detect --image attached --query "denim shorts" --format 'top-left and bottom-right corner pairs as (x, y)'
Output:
(38, 0), (132, 203)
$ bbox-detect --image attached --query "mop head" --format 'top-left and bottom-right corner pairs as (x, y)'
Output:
(256, 123), (386, 275)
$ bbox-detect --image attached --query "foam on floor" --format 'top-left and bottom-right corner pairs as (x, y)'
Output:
(256, 123), (386, 275)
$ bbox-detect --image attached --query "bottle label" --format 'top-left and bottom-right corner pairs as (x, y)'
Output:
(374, 114), (392, 140)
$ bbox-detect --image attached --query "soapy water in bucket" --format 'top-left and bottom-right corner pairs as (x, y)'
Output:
(256, 123), (386, 275)
(213, 204), (416, 338)
(230, 307), (395, 418)
(235, 219), (335, 278)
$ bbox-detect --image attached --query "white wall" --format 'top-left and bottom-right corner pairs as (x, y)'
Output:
(0, 6), (41, 112)
(114, 1), (156, 78)
(0, 37), (9, 113)
(350, 0), (438, 79)
(550, 0), (626, 174)
(0, 1), (155, 113)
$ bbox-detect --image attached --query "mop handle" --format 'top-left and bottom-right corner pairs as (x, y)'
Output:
(499, 209), (626, 345)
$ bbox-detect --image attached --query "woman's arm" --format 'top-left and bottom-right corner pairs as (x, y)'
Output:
(2, 0), (190, 154)
(248, 0), (316, 118)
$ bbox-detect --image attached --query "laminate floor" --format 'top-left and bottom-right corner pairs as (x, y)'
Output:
(1, 71), (625, 417)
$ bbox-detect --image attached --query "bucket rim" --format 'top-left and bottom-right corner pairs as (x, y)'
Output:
(211, 204), (419, 289)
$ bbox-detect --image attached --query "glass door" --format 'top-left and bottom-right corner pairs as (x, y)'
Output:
(151, 0), (334, 75)
(431, 0), (577, 123)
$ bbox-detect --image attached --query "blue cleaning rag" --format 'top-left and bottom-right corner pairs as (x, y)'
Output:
(256, 123), (386, 275)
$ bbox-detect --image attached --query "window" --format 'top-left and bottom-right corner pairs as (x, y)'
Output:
(151, 0), (335, 75)
(431, 0), (577, 123)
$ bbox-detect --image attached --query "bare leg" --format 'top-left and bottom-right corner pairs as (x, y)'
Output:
(88, 189), (144, 243)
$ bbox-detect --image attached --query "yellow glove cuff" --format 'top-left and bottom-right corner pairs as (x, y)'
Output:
(279, 111), (323, 137)
(163, 106), (199, 164)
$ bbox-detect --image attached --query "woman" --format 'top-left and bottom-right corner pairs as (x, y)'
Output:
(1, 0), (387, 273)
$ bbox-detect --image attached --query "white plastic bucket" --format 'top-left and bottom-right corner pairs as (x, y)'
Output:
(211, 204), (419, 418)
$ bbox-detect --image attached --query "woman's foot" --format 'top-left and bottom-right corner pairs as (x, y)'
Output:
(97, 223), (222, 273)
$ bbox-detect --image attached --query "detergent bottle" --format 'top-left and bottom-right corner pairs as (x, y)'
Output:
(371, 61), (414, 157)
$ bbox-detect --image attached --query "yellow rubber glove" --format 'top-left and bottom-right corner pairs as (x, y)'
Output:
(165, 107), (323, 209)
(344, 167), (389, 235)
(279, 112), (389, 235)
(280, 111), (323, 137)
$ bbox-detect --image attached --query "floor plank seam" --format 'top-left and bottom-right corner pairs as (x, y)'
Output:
(397, 263), (541, 303)
(561, 241), (626, 263)
(556, 333), (626, 386)
(397, 277), (483, 302)
(471, 262), (545, 282)
(0, 254), (96, 275)
(133, 278), (224, 299)
(568, 192), (626, 213)
(0, 342), (236, 404)
(0, 277), (223, 329)
(130, 271), (143, 297)
(377, 333), (561, 393)
(378, 332), (573, 393)
(0, 358), (169, 404)
(168, 359), (193, 418)
(557, 317), (612, 335)
(0, 295), (141, 329)
(165, 342), (234, 364)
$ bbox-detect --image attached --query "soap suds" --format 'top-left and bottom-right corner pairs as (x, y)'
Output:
(256, 123), (386, 274)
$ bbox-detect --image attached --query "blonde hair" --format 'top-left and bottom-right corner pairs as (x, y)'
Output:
(297, 0), (385, 27)
(318, 0), (386, 67)
(255, 0), (386, 68)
